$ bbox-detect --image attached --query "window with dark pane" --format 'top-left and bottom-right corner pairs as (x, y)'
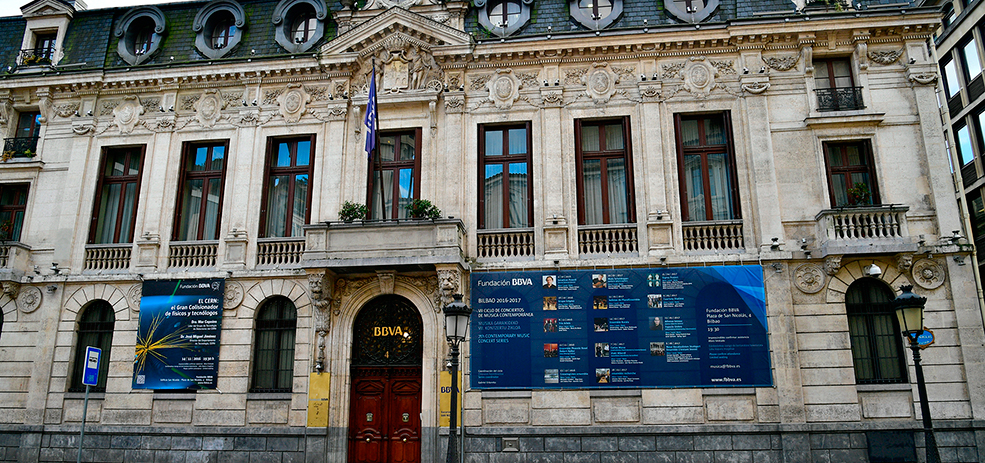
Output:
(489, 0), (522, 28)
(575, 117), (635, 225)
(368, 129), (421, 221)
(292, 11), (317, 43)
(675, 112), (740, 222)
(814, 58), (862, 111)
(210, 12), (237, 49)
(261, 136), (314, 238)
(251, 297), (297, 393)
(174, 142), (227, 241)
(34, 32), (56, 61)
(846, 279), (907, 384)
(479, 123), (532, 229)
(90, 147), (143, 244)
(70, 301), (115, 392)
(823, 141), (879, 207)
(0, 184), (28, 242)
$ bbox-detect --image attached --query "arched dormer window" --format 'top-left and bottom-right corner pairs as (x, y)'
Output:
(569, 0), (623, 31)
(194, 0), (247, 59)
(477, 0), (532, 37)
(115, 6), (166, 65)
(272, 0), (328, 53)
(663, 0), (719, 23)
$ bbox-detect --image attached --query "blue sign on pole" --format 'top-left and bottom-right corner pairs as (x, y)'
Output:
(470, 266), (772, 389)
(82, 346), (101, 387)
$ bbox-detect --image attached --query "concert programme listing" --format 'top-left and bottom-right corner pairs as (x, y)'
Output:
(132, 279), (224, 390)
(470, 266), (771, 389)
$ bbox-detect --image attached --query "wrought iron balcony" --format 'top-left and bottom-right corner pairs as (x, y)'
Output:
(2, 137), (39, 159)
(18, 48), (52, 66)
(815, 87), (864, 112)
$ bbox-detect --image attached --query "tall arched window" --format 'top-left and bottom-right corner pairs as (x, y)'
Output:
(846, 278), (907, 384)
(251, 297), (297, 393)
(70, 301), (115, 392)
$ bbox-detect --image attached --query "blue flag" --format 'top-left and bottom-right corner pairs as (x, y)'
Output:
(364, 64), (377, 158)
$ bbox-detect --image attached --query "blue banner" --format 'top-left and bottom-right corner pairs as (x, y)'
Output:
(132, 279), (224, 390)
(470, 266), (771, 389)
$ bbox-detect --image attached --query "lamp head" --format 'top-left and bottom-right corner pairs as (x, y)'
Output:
(444, 294), (473, 346)
(894, 284), (927, 335)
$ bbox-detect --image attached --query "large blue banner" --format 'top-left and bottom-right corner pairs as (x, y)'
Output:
(132, 279), (224, 390)
(470, 266), (770, 389)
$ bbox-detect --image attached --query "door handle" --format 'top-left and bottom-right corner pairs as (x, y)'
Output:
(366, 437), (371, 443)
(402, 437), (407, 442)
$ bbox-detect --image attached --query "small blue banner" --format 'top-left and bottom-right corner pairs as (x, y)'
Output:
(470, 266), (772, 389)
(82, 346), (101, 387)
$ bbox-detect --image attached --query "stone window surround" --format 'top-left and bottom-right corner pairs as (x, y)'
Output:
(664, 0), (719, 24)
(568, 0), (623, 31)
(475, 0), (533, 38)
(114, 6), (167, 66)
(272, 0), (330, 54)
(193, 0), (248, 60)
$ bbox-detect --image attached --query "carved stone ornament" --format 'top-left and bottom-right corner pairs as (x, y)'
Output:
(113, 95), (144, 134)
(364, 0), (441, 11)
(194, 89), (225, 128)
(17, 286), (42, 313)
(437, 268), (461, 311)
(378, 271), (396, 295)
(584, 63), (618, 104)
(278, 84), (310, 123)
(127, 284), (142, 312)
(72, 124), (95, 135)
(741, 82), (770, 94)
(2, 281), (20, 299)
(895, 253), (913, 272)
(763, 52), (801, 72)
(445, 96), (465, 113)
(224, 281), (244, 310)
(541, 90), (564, 107)
(308, 272), (332, 311)
(487, 69), (521, 110)
(394, 275), (439, 312)
(794, 263), (826, 294)
(824, 255), (842, 276)
(682, 57), (717, 97)
(912, 258), (946, 290)
(909, 73), (938, 85)
(868, 49), (903, 66)
(352, 36), (444, 94)
(0, 97), (12, 128)
(55, 103), (80, 118)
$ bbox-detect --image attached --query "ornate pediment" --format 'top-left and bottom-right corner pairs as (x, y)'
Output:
(320, 7), (471, 62)
(21, 0), (77, 18)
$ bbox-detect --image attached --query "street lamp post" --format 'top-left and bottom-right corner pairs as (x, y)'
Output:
(894, 284), (940, 463)
(444, 294), (472, 463)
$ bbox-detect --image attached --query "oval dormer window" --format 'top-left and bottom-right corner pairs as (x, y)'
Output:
(194, 0), (247, 59)
(476, 0), (532, 38)
(273, 0), (328, 53)
(663, 0), (718, 23)
(569, 0), (622, 30)
(115, 6), (166, 65)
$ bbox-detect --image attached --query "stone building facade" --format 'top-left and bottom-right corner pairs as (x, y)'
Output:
(0, 0), (981, 462)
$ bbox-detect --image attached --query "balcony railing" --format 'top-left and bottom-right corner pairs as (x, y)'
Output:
(477, 229), (534, 259)
(168, 241), (218, 268)
(257, 238), (305, 266)
(84, 244), (132, 271)
(578, 224), (638, 256)
(302, 219), (466, 270)
(682, 220), (744, 252)
(3, 137), (39, 159)
(18, 48), (52, 66)
(815, 205), (913, 255)
(815, 87), (864, 112)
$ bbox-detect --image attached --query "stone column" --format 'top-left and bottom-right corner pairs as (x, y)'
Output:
(738, 69), (785, 253)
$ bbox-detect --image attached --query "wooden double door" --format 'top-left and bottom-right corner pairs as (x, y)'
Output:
(347, 295), (424, 463)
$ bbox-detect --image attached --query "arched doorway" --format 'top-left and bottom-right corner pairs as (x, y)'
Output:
(348, 295), (424, 463)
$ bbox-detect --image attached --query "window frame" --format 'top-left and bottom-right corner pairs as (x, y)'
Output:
(69, 301), (115, 393)
(476, 0), (532, 37)
(33, 32), (56, 60)
(846, 278), (908, 385)
(173, 141), (228, 241)
(89, 146), (144, 244)
(250, 296), (298, 393)
(259, 135), (315, 238)
(0, 183), (29, 242)
(960, 36), (984, 83)
(569, 0), (623, 30)
(366, 128), (423, 221)
(822, 140), (881, 207)
(574, 116), (636, 226)
(478, 122), (533, 230)
(942, 55), (961, 99)
(674, 112), (741, 222)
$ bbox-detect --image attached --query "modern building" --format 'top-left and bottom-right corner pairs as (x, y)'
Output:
(0, 0), (981, 462)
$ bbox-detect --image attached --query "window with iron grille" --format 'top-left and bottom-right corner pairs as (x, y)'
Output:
(814, 58), (863, 111)
(846, 278), (907, 384)
(250, 297), (297, 393)
(70, 301), (115, 392)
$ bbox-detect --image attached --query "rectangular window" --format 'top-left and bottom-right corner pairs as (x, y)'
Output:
(943, 58), (961, 99)
(823, 141), (880, 207)
(479, 123), (532, 229)
(962, 38), (983, 81)
(675, 113), (740, 221)
(575, 117), (635, 225)
(957, 123), (975, 166)
(0, 184), (29, 241)
(368, 129), (421, 220)
(33, 32), (55, 60)
(260, 136), (314, 238)
(4, 111), (41, 158)
(174, 141), (227, 241)
(814, 58), (863, 111)
(90, 146), (143, 244)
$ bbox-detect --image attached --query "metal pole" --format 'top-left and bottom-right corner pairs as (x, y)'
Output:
(77, 384), (89, 463)
(446, 342), (460, 463)
(909, 336), (941, 463)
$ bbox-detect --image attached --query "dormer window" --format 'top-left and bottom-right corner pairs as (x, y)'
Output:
(477, 0), (532, 37)
(663, 0), (718, 23)
(272, 0), (328, 53)
(569, 0), (622, 30)
(34, 33), (55, 61)
(674, 0), (704, 14)
(115, 6), (167, 65)
(133, 19), (155, 56)
(194, 0), (247, 59)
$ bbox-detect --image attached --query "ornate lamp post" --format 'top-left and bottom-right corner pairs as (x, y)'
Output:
(894, 285), (940, 463)
(444, 294), (472, 463)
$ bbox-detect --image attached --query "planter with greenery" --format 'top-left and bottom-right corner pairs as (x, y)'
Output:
(339, 201), (369, 222)
(847, 182), (872, 206)
(406, 199), (442, 220)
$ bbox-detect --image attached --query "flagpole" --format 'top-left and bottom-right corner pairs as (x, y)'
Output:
(375, 63), (386, 221)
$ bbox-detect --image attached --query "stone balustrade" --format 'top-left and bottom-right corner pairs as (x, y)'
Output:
(84, 244), (132, 271)
(477, 229), (534, 259)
